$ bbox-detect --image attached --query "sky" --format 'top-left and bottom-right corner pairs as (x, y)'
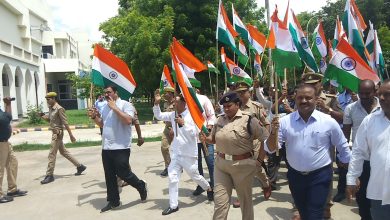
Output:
(46, 0), (333, 42)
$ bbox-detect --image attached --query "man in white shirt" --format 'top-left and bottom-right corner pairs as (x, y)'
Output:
(89, 85), (147, 213)
(153, 92), (213, 216)
(335, 80), (380, 219)
(347, 80), (390, 220)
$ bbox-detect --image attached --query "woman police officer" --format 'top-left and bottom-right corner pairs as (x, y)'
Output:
(200, 91), (278, 220)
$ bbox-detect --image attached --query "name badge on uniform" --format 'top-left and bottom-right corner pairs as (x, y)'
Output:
(225, 154), (233, 160)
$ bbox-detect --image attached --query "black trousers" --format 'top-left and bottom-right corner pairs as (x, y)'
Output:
(287, 165), (333, 220)
(267, 143), (287, 188)
(102, 149), (144, 204)
(356, 160), (372, 220)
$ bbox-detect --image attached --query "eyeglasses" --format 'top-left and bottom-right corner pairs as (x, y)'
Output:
(104, 91), (112, 94)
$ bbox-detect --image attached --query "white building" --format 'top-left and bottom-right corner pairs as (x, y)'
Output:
(0, 0), (92, 119)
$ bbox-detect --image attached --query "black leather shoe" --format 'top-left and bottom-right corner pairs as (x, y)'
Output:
(7, 189), (28, 197)
(100, 201), (121, 213)
(75, 164), (87, 176)
(193, 186), (205, 196)
(207, 190), (214, 201)
(162, 207), (179, 215)
(160, 168), (168, 177)
(41, 175), (54, 184)
(0, 196), (13, 203)
(138, 181), (147, 202)
(332, 192), (346, 202)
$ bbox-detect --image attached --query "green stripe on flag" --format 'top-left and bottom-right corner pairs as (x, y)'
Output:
(326, 64), (360, 92)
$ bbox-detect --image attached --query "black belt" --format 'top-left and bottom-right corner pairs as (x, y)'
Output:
(289, 164), (331, 176)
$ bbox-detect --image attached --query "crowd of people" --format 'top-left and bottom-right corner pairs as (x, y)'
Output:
(1, 72), (389, 220)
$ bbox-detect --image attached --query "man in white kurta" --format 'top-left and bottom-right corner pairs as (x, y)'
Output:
(153, 93), (212, 215)
(347, 80), (390, 220)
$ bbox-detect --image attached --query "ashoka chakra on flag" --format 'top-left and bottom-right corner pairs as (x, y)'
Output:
(341, 57), (357, 71)
(233, 67), (241, 75)
(316, 37), (323, 45)
(300, 37), (309, 49)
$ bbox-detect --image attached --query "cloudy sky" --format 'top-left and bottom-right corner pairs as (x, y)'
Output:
(47, 0), (332, 41)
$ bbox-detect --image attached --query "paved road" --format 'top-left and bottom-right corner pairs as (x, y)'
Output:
(1, 137), (360, 219)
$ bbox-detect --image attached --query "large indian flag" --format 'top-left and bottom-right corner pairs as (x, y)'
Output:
(270, 5), (301, 75)
(247, 24), (267, 54)
(254, 53), (263, 77)
(222, 49), (252, 86)
(342, 0), (369, 63)
(288, 8), (318, 72)
(216, 0), (238, 51)
(232, 4), (249, 41)
(91, 44), (137, 100)
(333, 16), (346, 49)
(170, 45), (208, 134)
(313, 21), (327, 58)
(325, 37), (380, 92)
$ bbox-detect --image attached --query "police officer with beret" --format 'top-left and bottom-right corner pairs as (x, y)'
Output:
(40, 92), (86, 184)
(201, 91), (276, 220)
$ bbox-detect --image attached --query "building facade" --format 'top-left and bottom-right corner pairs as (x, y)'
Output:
(0, 0), (92, 119)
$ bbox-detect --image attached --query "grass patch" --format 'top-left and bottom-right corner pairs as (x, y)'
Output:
(13, 137), (162, 152)
(16, 104), (155, 128)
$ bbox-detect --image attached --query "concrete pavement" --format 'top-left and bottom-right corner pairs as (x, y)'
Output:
(1, 125), (360, 219)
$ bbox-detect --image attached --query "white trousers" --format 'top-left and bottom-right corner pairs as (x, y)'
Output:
(168, 155), (210, 209)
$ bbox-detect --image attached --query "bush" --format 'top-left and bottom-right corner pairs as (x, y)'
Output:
(26, 104), (43, 124)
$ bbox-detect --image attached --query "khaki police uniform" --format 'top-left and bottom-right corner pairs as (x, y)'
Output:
(240, 99), (271, 189)
(212, 109), (269, 220)
(161, 100), (175, 168)
(46, 102), (81, 176)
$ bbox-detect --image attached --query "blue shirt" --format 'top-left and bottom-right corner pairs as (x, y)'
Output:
(265, 110), (351, 172)
(337, 90), (352, 111)
(95, 100), (107, 114)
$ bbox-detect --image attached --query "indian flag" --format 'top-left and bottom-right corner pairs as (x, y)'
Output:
(374, 30), (386, 80)
(207, 61), (220, 74)
(247, 24), (267, 54)
(313, 21), (327, 58)
(222, 50), (252, 86)
(325, 37), (380, 93)
(254, 53), (263, 77)
(91, 44), (136, 100)
(333, 16), (346, 49)
(319, 57), (328, 74)
(350, 0), (367, 33)
(288, 8), (318, 72)
(237, 39), (249, 65)
(342, 0), (369, 63)
(216, 0), (238, 51)
(220, 47), (232, 82)
(170, 46), (208, 134)
(160, 65), (174, 94)
(171, 37), (206, 88)
(232, 4), (249, 41)
(271, 5), (301, 75)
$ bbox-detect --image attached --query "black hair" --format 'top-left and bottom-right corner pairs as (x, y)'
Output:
(358, 79), (376, 92)
(296, 83), (317, 95)
(104, 85), (118, 93)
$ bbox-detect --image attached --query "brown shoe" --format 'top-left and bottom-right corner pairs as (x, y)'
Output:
(323, 206), (331, 219)
(232, 199), (240, 208)
(291, 211), (301, 220)
(262, 186), (272, 200)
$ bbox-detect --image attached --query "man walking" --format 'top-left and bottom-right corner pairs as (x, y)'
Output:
(0, 96), (27, 203)
(266, 84), (351, 220)
(153, 92), (213, 215)
(89, 85), (147, 212)
(347, 80), (390, 220)
(40, 92), (86, 184)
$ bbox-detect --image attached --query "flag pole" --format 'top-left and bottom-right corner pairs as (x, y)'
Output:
(274, 68), (280, 156)
(89, 83), (94, 108)
(249, 52), (253, 79)
(208, 69), (213, 97)
(293, 67), (297, 86)
(216, 41), (219, 103)
(302, 40), (316, 74)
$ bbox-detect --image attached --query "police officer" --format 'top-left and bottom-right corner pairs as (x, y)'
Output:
(235, 82), (272, 201)
(303, 73), (344, 219)
(201, 92), (273, 220)
(0, 96), (27, 203)
(159, 87), (176, 176)
(40, 92), (86, 184)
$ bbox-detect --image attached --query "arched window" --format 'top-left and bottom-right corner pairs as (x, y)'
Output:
(2, 73), (9, 86)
